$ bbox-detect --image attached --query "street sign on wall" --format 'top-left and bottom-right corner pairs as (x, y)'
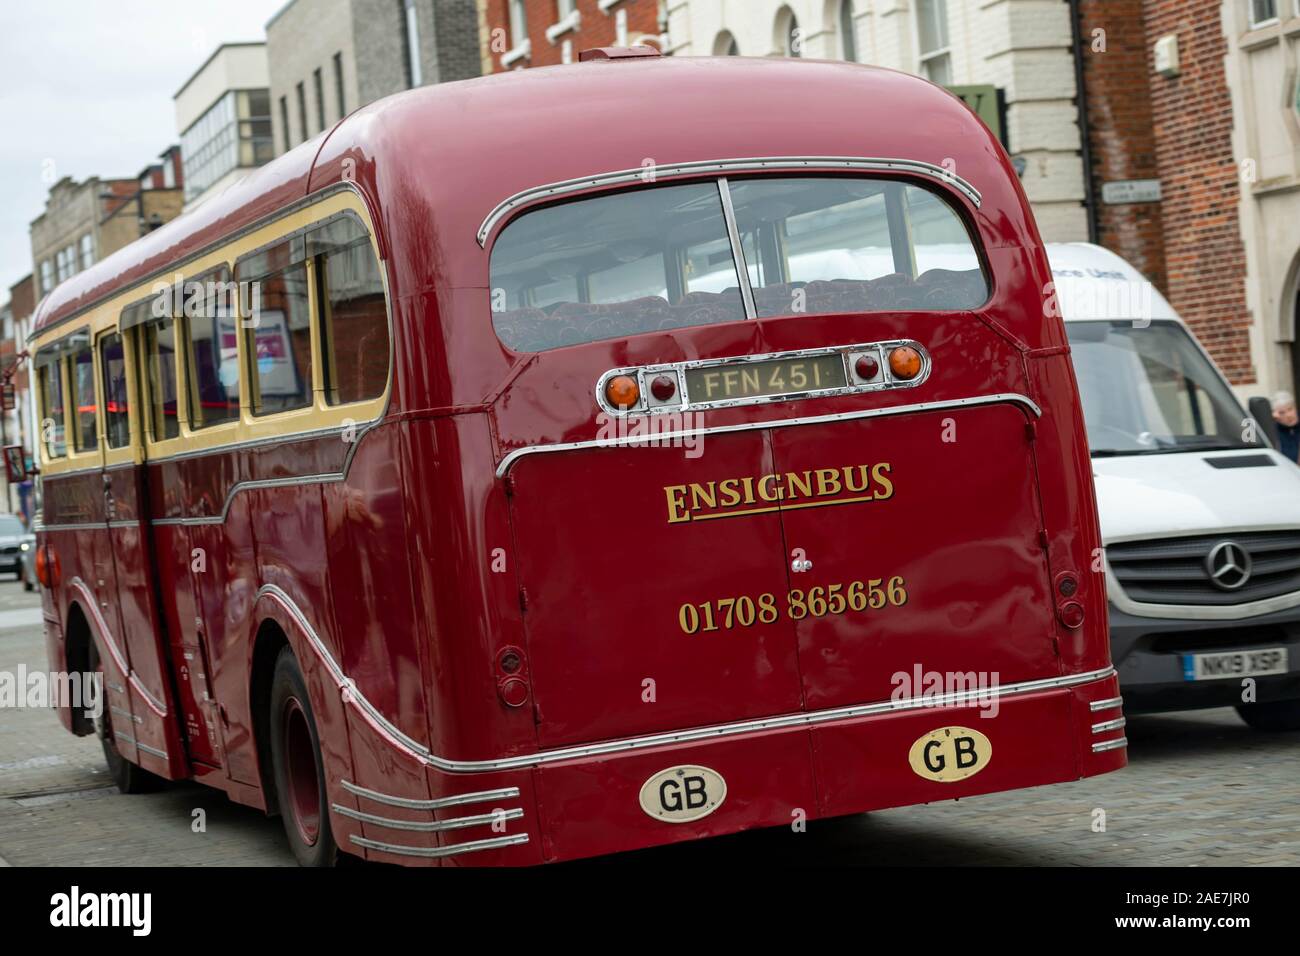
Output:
(1101, 179), (1162, 204)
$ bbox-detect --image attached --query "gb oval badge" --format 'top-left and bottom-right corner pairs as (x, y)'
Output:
(908, 726), (992, 783)
(638, 765), (727, 823)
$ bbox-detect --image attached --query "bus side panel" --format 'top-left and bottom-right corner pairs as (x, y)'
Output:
(105, 463), (188, 780)
(148, 459), (221, 769)
(1025, 352), (1111, 674)
(404, 415), (538, 763)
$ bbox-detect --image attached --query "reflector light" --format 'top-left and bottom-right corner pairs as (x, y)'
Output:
(1058, 601), (1085, 629)
(650, 375), (676, 402)
(605, 375), (640, 409)
(499, 677), (529, 708)
(854, 355), (880, 380)
(888, 346), (922, 380)
(36, 545), (58, 588)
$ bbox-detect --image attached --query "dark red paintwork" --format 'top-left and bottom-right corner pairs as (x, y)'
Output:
(36, 56), (1122, 865)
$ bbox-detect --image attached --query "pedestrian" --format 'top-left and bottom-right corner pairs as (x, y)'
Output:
(1273, 391), (1300, 463)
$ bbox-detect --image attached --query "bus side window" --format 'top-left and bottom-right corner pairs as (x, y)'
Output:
(183, 270), (240, 429)
(71, 347), (98, 453)
(143, 320), (180, 441)
(39, 359), (67, 458)
(246, 264), (313, 415)
(100, 331), (130, 449)
(316, 239), (389, 405)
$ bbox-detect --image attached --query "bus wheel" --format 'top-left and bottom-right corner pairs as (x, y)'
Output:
(87, 641), (163, 794)
(1236, 700), (1300, 732)
(269, 647), (338, 866)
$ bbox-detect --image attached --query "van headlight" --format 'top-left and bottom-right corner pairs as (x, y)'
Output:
(19, 542), (30, 552)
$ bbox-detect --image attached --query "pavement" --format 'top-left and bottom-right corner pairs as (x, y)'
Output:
(1, 579), (1297, 866)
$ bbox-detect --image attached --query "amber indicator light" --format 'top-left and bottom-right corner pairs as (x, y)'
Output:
(889, 346), (923, 380)
(605, 375), (640, 408)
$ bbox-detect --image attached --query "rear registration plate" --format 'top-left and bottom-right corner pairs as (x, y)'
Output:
(1182, 647), (1288, 681)
(684, 355), (846, 404)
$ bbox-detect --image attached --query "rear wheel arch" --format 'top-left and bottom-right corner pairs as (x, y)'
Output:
(250, 618), (291, 816)
(63, 602), (93, 736)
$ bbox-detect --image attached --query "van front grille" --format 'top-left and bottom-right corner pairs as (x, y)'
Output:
(1108, 531), (1300, 606)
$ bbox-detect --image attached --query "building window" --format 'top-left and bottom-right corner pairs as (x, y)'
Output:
(1249, 0), (1278, 26)
(509, 0), (528, 47)
(181, 90), (273, 202)
(403, 0), (423, 87)
(616, 8), (628, 45)
(916, 0), (951, 85)
(79, 234), (94, 271)
(163, 156), (176, 189)
(296, 82), (308, 143)
(558, 0), (576, 17)
(777, 6), (801, 57)
(280, 95), (291, 151)
(313, 68), (326, 131)
(40, 259), (53, 295)
(333, 52), (346, 119)
(840, 0), (858, 62)
(715, 31), (740, 56)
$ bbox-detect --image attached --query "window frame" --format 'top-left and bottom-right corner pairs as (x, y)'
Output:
(914, 0), (952, 85)
(487, 172), (991, 353)
(98, 328), (132, 452)
(1249, 0), (1279, 28)
(69, 344), (100, 454)
(180, 265), (242, 433)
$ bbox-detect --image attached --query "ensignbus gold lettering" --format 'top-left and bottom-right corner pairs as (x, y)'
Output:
(872, 462), (894, 500)
(662, 462), (895, 522)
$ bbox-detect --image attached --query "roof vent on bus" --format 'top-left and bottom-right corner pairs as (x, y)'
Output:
(579, 46), (662, 62)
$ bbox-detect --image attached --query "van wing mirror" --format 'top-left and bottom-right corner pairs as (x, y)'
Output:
(3, 445), (27, 483)
(1248, 396), (1280, 449)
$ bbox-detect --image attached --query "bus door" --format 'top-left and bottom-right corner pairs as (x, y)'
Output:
(96, 328), (188, 778)
(769, 398), (1061, 713)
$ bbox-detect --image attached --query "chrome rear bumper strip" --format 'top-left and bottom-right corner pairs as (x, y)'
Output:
(1092, 737), (1128, 753)
(333, 804), (523, 832)
(1089, 696), (1124, 712)
(350, 833), (529, 859)
(1091, 716), (1126, 734)
(341, 779), (520, 810)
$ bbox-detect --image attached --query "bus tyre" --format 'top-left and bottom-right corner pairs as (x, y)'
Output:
(87, 641), (164, 794)
(269, 647), (338, 867)
(1236, 700), (1300, 732)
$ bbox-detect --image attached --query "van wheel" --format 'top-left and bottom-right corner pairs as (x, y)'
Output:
(1236, 700), (1300, 732)
(21, 565), (33, 591)
(269, 647), (338, 867)
(87, 641), (164, 794)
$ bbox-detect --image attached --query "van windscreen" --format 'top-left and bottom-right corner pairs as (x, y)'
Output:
(489, 177), (987, 352)
(1067, 319), (1259, 456)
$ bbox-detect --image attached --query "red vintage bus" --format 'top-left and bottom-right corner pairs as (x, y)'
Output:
(25, 49), (1124, 865)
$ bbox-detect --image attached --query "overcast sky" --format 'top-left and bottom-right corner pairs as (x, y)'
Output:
(0, 0), (286, 296)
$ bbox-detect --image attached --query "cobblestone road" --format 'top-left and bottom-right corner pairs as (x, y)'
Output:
(2, 580), (1296, 866)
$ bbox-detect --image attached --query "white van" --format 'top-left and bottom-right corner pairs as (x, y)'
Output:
(1049, 242), (1300, 730)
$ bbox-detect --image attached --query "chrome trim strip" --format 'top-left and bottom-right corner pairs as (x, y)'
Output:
(716, 178), (757, 320)
(267, 581), (1114, 773)
(1091, 716), (1126, 734)
(496, 391), (1041, 478)
(111, 731), (168, 760)
(1092, 737), (1128, 754)
(350, 833), (529, 859)
(110, 705), (143, 726)
(332, 804), (524, 832)
(1089, 696), (1124, 713)
(340, 780), (521, 810)
(476, 156), (983, 245)
(69, 577), (168, 717)
(152, 472), (347, 526)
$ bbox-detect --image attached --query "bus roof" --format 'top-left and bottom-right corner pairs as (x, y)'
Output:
(34, 55), (1027, 339)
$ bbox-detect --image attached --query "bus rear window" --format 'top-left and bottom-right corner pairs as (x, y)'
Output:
(490, 182), (747, 352)
(489, 177), (988, 352)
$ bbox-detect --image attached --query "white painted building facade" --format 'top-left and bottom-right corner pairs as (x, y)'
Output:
(664, 0), (1089, 241)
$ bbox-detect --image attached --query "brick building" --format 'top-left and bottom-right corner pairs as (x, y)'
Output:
(480, 0), (665, 71)
(267, 0), (482, 158)
(1076, 0), (1256, 387)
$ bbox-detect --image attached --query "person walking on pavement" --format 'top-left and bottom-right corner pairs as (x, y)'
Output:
(1272, 391), (1300, 464)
